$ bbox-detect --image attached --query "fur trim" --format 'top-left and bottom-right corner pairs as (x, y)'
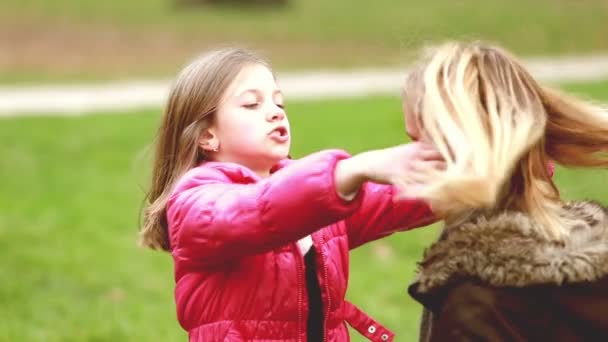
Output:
(413, 201), (608, 293)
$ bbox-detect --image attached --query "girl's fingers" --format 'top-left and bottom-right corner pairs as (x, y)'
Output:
(390, 174), (422, 188)
(410, 160), (447, 173)
(429, 160), (447, 171)
(418, 148), (444, 161)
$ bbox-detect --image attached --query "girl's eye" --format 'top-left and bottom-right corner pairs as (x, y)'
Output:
(276, 103), (285, 109)
(243, 103), (259, 109)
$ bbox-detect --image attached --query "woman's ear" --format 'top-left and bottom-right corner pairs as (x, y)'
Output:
(199, 127), (219, 153)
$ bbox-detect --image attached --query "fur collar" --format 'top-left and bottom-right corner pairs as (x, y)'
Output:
(412, 200), (608, 293)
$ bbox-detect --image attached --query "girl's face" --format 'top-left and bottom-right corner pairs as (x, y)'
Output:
(205, 63), (291, 176)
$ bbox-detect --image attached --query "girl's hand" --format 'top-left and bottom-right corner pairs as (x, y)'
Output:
(335, 142), (446, 200)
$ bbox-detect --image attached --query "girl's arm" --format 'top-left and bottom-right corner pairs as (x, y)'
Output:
(343, 157), (555, 249)
(167, 150), (365, 268)
(335, 143), (443, 249)
(345, 183), (437, 249)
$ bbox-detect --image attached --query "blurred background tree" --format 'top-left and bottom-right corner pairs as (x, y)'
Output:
(174, 0), (288, 8)
(2, 0), (608, 84)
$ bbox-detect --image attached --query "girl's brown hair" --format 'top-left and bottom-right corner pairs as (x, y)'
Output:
(140, 48), (268, 251)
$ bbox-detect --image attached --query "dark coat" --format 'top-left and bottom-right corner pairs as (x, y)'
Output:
(409, 201), (608, 342)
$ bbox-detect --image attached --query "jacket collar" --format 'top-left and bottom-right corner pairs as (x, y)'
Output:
(411, 200), (608, 294)
(200, 158), (293, 183)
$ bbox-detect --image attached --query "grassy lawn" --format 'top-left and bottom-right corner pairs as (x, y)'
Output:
(2, 0), (608, 83)
(1, 81), (607, 341)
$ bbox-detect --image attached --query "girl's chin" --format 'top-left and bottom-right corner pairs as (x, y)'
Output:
(269, 153), (290, 163)
(269, 146), (291, 159)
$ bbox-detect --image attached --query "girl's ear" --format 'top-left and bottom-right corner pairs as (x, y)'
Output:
(199, 127), (219, 153)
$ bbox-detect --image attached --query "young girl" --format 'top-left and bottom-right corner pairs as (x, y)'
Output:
(400, 41), (608, 341)
(140, 48), (444, 341)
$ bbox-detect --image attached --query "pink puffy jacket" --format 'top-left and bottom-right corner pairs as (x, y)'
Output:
(166, 150), (436, 341)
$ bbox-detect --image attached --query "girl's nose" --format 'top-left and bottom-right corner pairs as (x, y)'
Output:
(268, 106), (285, 121)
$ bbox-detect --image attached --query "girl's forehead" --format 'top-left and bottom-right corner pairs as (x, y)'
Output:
(229, 64), (277, 95)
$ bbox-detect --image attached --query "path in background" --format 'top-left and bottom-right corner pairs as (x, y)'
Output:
(2, 54), (608, 117)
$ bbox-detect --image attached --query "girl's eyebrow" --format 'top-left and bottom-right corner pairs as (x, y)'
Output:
(237, 89), (283, 97)
(236, 89), (260, 98)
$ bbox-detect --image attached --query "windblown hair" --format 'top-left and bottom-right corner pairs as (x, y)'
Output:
(402, 41), (608, 240)
(140, 48), (268, 251)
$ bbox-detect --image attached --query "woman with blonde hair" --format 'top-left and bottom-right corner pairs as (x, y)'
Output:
(401, 41), (608, 341)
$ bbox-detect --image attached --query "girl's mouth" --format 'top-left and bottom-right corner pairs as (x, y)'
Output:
(269, 126), (289, 143)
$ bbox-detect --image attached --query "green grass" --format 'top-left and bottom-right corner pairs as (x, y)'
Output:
(2, 0), (608, 83)
(1, 81), (607, 341)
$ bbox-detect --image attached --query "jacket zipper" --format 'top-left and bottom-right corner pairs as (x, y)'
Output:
(314, 233), (330, 342)
(294, 243), (305, 342)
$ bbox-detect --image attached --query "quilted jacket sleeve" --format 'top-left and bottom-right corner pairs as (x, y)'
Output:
(346, 183), (437, 249)
(167, 150), (365, 268)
